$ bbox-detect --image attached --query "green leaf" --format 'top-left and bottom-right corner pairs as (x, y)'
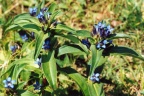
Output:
(12, 13), (41, 27)
(55, 24), (76, 34)
(56, 55), (71, 67)
(48, 3), (57, 13)
(59, 67), (101, 96)
(17, 81), (27, 89)
(75, 30), (91, 37)
(0, 58), (33, 77)
(5, 23), (41, 35)
(58, 34), (80, 43)
(107, 46), (144, 61)
(88, 82), (105, 96)
(5, 24), (21, 33)
(50, 10), (62, 23)
(12, 63), (27, 81)
(58, 45), (85, 56)
(34, 32), (47, 59)
(0, 63), (15, 77)
(20, 90), (38, 96)
(108, 33), (132, 39)
(42, 51), (57, 90)
(89, 45), (107, 75)
(18, 23), (41, 34)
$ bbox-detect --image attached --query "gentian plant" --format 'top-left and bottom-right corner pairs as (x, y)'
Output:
(1, 1), (144, 96)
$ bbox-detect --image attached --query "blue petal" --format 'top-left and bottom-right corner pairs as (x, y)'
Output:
(4, 84), (8, 88)
(7, 77), (11, 82)
(9, 84), (14, 88)
(3, 80), (7, 84)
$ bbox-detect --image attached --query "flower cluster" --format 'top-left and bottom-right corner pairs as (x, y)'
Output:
(92, 21), (114, 38)
(19, 30), (28, 41)
(33, 81), (41, 90)
(96, 39), (113, 49)
(90, 73), (100, 82)
(3, 77), (15, 89)
(29, 7), (37, 16)
(10, 44), (18, 53)
(81, 39), (91, 48)
(92, 21), (114, 49)
(29, 7), (51, 24)
(42, 38), (50, 50)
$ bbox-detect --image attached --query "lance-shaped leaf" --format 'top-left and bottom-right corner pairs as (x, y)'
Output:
(89, 45), (107, 75)
(0, 58), (33, 77)
(59, 67), (103, 96)
(88, 82), (105, 96)
(34, 32), (47, 60)
(5, 22), (41, 35)
(42, 51), (57, 90)
(48, 3), (57, 13)
(108, 33), (132, 39)
(57, 34), (80, 43)
(12, 63), (28, 81)
(75, 30), (91, 37)
(19, 90), (38, 96)
(58, 45), (86, 56)
(54, 24), (76, 34)
(13, 13), (41, 26)
(107, 46), (144, 61)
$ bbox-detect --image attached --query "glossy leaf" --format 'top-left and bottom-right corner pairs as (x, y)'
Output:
(55, 24), (76, 34)
(42, 51), (57, 90)
(58, 45), (85, 56)
(88, 82), (105, 96)
(13, 13), (40, 25)
(56, 55), (71, 67)
(75, 30), (91, 37)
(48, 3), (57, 13)
(57, 34), (80, 43)
(89, 45), (107, 75)
(108, 33), (132, 39)
(34, 32), (47, 60)
(1, 58), (33, 77)
(21, 90), (38, 96)
(107, 46), (144, 61)
(12, 63), (27, 81)
(5, 23), (41, 35)
(50, 10), (62, 23)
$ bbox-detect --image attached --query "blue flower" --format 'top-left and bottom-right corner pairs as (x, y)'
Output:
(19, 30), (28, 41)
(37, 12), (47, 24)
(29, 7), (37, 16)
(90, 73), (100, 82)
(10, 45), (17, 53)
(33, 81), (41, 90)
(81, 39), (90, 48)
(96, 39), (113, 49)
(42, 38), (50, 50)
(92, 22), (114, 38)
(3, 77), (15, 89)
(35, 57), (42, 67)
(21, 34), (28, 41)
